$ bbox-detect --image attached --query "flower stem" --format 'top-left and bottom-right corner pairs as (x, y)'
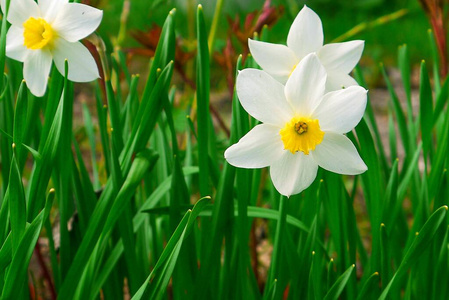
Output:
(208, 0), (224, 55)
(266, 194), (288, 295)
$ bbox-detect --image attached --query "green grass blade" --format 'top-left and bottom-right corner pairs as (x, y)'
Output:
(132, 197), (210, 300)
(0, 233), (11, 271)
(380, 223), (390, 286)
(264, 195), (288, 298)
(0, 0), (10, 93)
(379, 206), (448, 299)
(433, 75), (449, 125)
(419, 60), (433, 157)
(1, 189), (54, 299)
(58, 149), (158, 299)
(12, 81), (28, 166)
(196, 4), (211, 197)
(323, 264), (355, 300)
(398, 44), (412, 114)
(141, 9), (176, 102)
(380, 63), (411, 156)
(355, 272), (380, 300)
(7, 149), (26, 251)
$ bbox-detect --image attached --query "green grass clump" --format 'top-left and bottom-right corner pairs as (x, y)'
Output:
(0, 2), (448, 300)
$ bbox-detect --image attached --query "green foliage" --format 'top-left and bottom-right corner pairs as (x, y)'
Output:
(0, 1), (448, 300)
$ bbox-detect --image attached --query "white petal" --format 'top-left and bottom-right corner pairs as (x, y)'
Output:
(287, 5), (323, 60)
(318, 40), (364, 74)
(325, 72), (359, 92)
(248, 39), (298, 84)
(285, 53), (326, 116)
(236, 69), (294, 126)
(38, 0), (68, 23)
(5, 0), (40, 26)
(270, 151), (318, 197)
(51, 3), (102, 42)
(312, 132), (367, 175)
(225, 124), (284, 169)
(52, 38), (99, 82)
(312, 86), (367, 134)
(6, 26), (29, 62)
(23, 49), (52, 97)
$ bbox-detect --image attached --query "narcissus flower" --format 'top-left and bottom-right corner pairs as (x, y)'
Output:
(225, 54), (367, 197)
(248, 5), (364, 91)
(1, 0), (103, 96)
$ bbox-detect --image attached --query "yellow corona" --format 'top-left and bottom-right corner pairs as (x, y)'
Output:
(280, 116), (324, 154)
(23, 17), (55, 50)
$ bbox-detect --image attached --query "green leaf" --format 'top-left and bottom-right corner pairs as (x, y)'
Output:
(196, 4), (211, 197)
(428, 102), (449, 199)
(398, 44), (411, 111)
(380, 64), (411, 156)
(1, 189), (54, 299)
(88, 168), (199, 298)
(132, 197), (210, 300)
(380, 223), (390, 286)
(141, 9), (176, 101)
(379, 206), (448, 299)
(12, 81), (28, 164)
(120, 61), (174, 174)
(58, 149), (158, 299)
(8, 150), (26, 251)
(355, 272), (380, 300)
(0, 233), (12, 271)
(26, 84), (65, 220)
(427, 29), (441, 92)
(0, 0), (10, 93)
(323, 264), (355, 300)
(419, 60), (433, 157)
(433, 75), (449, 125)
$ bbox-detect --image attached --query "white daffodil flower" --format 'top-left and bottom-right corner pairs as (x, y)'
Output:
(248, 5), (364, 91)
(225, 54), (368, 197)
(1, 0), (103, 96)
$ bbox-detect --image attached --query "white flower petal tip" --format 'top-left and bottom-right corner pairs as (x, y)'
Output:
(270, 152), (319, 197)
(53, 39), (99, 82)
(52, 3), (103, 42)
(287, 5), (323, 60)
(236, 68), (294, 125)
(246, 5), (364, 90)
(248, 38), (297, 84)
(3, 0), (102, 96)
(318, 40), (365, 75)
(313, 85), (367, 134)
(224, 124), (284, 169)
(286, 53), (327, 114)
(312, 132), (367, 175)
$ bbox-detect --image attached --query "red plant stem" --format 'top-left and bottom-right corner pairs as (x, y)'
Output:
(34, 242), (57, 300)
(209, 103), (231, 138)
(430, 17), (448, 77)
(84, 39), (108, 105)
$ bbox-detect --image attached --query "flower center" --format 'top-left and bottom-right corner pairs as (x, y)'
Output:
(23, 17), (55, 50)
(279, 116), (324, 155)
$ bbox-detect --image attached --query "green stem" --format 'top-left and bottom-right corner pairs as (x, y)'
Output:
(266, 195), (288, 293)
(208, 0), (225, 55)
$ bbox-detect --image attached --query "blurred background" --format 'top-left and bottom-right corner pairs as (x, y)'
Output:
(93, 0), (431, 85)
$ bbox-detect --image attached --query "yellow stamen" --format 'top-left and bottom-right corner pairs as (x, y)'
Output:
(289, 64), (297, 77)
(23, 17), (55, 50)
(280, 116), (324, 155)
